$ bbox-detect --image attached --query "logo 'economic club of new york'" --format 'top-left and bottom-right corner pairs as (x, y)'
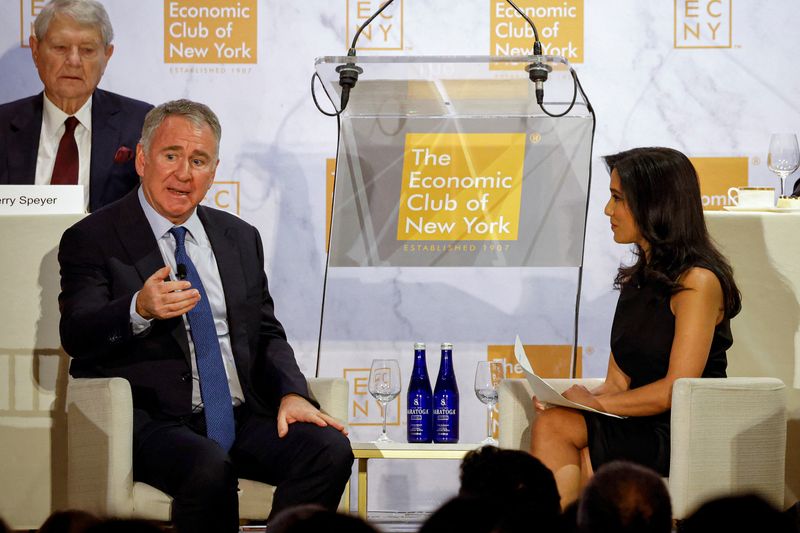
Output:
(490, 0), (584, 67)
(164, 0), (257, 63)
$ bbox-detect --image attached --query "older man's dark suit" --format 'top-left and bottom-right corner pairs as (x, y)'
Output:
(59, 190), (352, 531)
(0, 88), (151, 211)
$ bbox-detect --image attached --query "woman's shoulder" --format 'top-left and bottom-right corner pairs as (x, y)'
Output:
(672, 267), (724, 319)
(677, 266), (723, 292)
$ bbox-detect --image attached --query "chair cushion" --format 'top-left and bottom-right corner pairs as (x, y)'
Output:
(238, 478), (276, 520)
(129, 478), (276, 521)
(131, 482), (172, 520)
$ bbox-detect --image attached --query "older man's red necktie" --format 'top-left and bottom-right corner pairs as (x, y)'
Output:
(51, 116), (80, 185)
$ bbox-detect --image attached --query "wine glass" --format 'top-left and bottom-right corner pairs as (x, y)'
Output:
(474, 360), (504, 446)
(368, 359), (401, 443)
(768, 133), (800, 196)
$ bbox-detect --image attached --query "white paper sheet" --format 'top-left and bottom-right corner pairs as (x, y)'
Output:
(514, 335), (624, 418)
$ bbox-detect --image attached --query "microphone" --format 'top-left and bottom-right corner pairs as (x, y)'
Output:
(526, 57), (552, 106)
(176, 263), (187, 281)
(335, 0), (397, 112)
(336, 61), (363, 111)
(503, 1), (549, 106)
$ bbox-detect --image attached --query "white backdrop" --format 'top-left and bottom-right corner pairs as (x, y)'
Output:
(2, 0), (799, 516)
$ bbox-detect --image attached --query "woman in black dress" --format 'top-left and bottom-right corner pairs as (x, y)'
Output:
(530, 147), (741, 507)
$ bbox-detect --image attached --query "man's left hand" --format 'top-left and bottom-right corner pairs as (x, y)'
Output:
(277, 393), (348, 438)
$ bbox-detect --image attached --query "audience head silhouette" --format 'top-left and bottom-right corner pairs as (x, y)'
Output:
(268, 504), (379, 533)
(83, 519), (163, 533)
(680, 494), (793, 533)
(577, 460), (672, 533)
(460, 445), (560, 516)
(419, 495), (545, 533)
(37, 510), (100, 533)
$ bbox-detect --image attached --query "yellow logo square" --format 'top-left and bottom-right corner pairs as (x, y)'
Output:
(346, 0), (404, 51)
(490, 0), (584, 69)
(690, 157), (748, 210)
(674, 0), (732, 48)
(397, 133), (526, 241)
(164, 0), (257, 64)
(201, 181), (240, 214)
(487, 344), (582, 380)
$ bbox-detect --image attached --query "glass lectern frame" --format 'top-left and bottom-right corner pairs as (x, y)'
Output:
(314, 55), (595, 380)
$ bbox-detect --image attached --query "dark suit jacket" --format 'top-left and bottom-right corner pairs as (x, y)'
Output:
(0, 88), (152, 212)
(59, 190), (310, 440)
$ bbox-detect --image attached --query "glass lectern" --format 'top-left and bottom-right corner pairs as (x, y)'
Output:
(314, 55), (594, 378)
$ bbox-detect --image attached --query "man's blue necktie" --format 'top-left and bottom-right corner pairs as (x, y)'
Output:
(170, 226), (235, 451)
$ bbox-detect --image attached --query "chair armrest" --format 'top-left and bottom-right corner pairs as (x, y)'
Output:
(669, 377), (787, 517)
(67, 377), (136, 517)
(497, 378), (604, 450)
(498, 379), (534, 450)
(307, 378), (348, 426)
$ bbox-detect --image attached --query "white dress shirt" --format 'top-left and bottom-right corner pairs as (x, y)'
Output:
(130, 187), (245, 411)
(35, 93), (92, 210)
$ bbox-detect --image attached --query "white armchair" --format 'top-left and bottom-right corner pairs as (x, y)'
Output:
(66, 377), (349, 521)
(497, 377), (787, 518)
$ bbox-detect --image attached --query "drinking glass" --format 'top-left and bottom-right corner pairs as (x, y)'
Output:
(368, 359), (401, 443)
(768, 133), (800, 195)
(474, 360), (504, 446)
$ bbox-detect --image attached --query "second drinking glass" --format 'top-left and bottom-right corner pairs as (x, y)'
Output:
(474, 360), (504, 446)
(368, 358), (401, 443)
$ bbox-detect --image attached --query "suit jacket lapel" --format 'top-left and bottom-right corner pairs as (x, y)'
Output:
(7, 93), (43, 184)
(90, 89), (121, 209)
(115, 190), (192, 362)
(115, 190), (164, 281)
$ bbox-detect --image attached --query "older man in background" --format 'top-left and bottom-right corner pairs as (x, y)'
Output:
(0, 0), (151, 212)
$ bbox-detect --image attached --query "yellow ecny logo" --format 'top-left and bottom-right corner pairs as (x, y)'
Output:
(674, 0), (732, 48)
(346, 0), (404, 51)
(346, 368), (401, 426)
(20, 0), (46, 47)
(201, 181), (240, 214)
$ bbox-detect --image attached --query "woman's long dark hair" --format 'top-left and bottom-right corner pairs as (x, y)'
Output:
(604, 147), (741, 318)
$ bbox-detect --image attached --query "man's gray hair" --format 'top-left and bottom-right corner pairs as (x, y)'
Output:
(140, 100), (222, 156)
(34, 0), (114, 46)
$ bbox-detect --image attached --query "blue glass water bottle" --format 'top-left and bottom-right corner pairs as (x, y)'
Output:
(433, 342), (459, 443)
(407, 342), (433, 443)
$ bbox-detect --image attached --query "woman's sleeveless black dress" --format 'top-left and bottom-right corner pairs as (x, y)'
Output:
(582, 278), (732, 476)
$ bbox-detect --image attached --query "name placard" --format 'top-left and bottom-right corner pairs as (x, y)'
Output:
(0, 185), (85, 215)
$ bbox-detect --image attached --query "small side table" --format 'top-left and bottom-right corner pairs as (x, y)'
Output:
(345, 442), (480, 519)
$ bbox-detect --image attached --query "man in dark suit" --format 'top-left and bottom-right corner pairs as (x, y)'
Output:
(58, 99), (353, 533)
(0, 0), (151, 212)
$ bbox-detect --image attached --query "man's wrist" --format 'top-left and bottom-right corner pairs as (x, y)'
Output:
(130, 292), (153, 335)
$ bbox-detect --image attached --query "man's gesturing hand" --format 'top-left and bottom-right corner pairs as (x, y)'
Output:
(135, 265), (200, 320)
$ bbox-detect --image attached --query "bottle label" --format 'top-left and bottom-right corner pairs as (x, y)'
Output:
(407, 391), (432, 442)
(433, 395), (459, 443)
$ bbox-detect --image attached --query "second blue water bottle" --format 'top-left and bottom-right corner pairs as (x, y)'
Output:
(433, 342), (459, 443)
